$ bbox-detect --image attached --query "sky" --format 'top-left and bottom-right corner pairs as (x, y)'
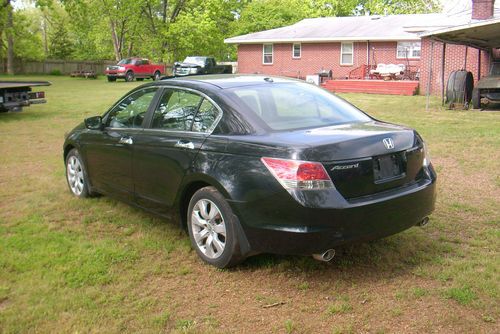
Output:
(440, 0), (472, 14)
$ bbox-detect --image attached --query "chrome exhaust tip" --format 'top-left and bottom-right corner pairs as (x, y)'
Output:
(312, 249), (336, 262)
(416, 217), (430, 227)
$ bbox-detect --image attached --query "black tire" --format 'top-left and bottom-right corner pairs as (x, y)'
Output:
(107, 76), (116, 82)
(187, 186), (245, 268)
(65, 148), (97, 198)
(136, 78), (144, 81)
(472, 88), (481, 109)
(153, 71), (161, 81)
(125, 71), (134, 82)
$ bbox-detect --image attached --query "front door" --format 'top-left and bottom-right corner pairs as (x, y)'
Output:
(83, 87), (159, 201)
(133, 87), (222, 212)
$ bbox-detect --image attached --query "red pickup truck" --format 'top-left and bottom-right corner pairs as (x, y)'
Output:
(105, 58), (165, 82)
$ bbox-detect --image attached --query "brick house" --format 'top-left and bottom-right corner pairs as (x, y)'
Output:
(225, 0), (499, 96)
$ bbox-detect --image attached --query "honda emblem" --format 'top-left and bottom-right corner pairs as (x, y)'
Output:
(382, 138), (394, 149)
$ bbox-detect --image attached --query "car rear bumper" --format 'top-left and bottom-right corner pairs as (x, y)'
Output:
(228, 166), (437, 255)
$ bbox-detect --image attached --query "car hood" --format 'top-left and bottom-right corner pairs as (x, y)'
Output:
(477, 76), (500, 89)
(225, 121), (417, 161)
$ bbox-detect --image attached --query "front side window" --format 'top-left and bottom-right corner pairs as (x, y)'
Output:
(341, 42), (353, 65)
(293, 43), (301, 58)
(397, 41), (421, 59)
(106, 88), (157, 128)
(263, 44), (273, 64)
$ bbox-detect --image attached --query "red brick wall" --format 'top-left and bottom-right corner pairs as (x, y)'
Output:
(419, 38), (491, 96)
(472, 0), (494, 19)
(236, 39), (492, 96)
(237, 42), (420, 79)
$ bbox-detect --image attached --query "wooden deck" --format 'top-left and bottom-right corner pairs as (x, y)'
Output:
(322, 79), (419, 96)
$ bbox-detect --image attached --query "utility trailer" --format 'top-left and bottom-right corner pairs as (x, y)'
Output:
(0, 81), (51, 112)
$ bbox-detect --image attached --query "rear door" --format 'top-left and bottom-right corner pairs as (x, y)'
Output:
(133, 87), (222, 212)
(82, 87), (159, 201)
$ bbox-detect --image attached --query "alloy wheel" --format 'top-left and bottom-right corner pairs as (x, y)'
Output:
(67, 155), (85, 196)
(191, 199), (227, 259)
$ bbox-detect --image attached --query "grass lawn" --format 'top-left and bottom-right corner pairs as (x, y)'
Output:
(0, 75), (499, 333)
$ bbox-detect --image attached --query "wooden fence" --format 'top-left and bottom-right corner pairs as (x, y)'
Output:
(1, 59), (116, 75)
(1, 59), (238, 76)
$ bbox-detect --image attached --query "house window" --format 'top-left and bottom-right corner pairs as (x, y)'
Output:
(263, 44), (273, 64)
(397, 41), (421, 59)
(341, 42), (353, 65)
(292, 43), (301, 58)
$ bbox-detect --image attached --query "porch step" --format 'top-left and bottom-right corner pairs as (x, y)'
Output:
(322, 79), (419, 96)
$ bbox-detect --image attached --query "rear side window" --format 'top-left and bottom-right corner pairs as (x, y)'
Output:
(151, 89), (202, 131)
(192, 99), (221, 133)
(106, 87), (157, 128)
(228, 83), (370, 131)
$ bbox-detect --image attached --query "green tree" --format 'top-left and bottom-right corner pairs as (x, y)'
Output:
(358, 0), (441, 15)
(167, 0), (243, 61)
(231, 0), (441, 37)
(48, 18), (73, 59)
(13, 9), (45, 61)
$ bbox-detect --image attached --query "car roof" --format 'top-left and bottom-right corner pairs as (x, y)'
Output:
(158, 74), (302, 89)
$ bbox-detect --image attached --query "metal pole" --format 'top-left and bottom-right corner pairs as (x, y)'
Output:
(464, 46), (468, 69)
(441, 43), (446, 106)
(478, 49), (481, 80)
(426, 41), (435, 111)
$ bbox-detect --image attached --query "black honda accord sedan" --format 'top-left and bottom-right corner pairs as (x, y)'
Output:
(63, 75), (436, 268)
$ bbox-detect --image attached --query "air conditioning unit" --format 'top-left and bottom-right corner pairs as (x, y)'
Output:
(306, 74), (320, 85)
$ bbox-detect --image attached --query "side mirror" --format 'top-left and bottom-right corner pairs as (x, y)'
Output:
(84, 116), (103, 130)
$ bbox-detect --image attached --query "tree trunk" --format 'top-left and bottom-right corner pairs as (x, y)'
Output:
(42, 17), (48, 57)
(6, 1), (14, 75)
(127, 41), (133, 57)
(109, 20), (122, 61)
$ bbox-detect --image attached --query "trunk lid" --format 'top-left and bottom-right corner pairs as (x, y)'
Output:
(227, 121), (425, 199)
(302, 122), (425, 199)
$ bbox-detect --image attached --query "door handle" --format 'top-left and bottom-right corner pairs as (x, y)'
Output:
(174, 140), (194, 150)
(118, 136), (133, 145)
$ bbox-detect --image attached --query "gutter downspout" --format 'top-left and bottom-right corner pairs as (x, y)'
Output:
(441, 43), (446, 106)
(426, 41), (435, 111)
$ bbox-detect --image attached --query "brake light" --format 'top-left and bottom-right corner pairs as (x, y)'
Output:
(28, 91), (45, 99)
(261, 157), (334, 190)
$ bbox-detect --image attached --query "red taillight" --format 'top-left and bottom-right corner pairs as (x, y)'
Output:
(261, 157), (334, 190)
(28, 91), (45, 99)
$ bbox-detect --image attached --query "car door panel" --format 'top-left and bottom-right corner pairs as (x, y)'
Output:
(132, 87), (222, 212)
(83, 128), (139, 201)
(81, 87), (159, 201)
(133, 131), (207, 212)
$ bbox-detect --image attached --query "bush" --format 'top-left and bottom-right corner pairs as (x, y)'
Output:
(50, 69), (62, 76)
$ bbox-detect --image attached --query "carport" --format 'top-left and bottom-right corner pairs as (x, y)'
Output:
(421, 18), (500, 109)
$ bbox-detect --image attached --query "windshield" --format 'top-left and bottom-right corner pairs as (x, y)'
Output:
(118, 58), (133, 65)
(227, 82), (371, 131)
(183, 57), (206, 66)
(491, 62), (500, 76)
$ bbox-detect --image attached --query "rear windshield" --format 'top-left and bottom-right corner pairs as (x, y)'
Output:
(491, 62), (500, 76)
(226, 82), (371, 131)
(118, 58), (134, 65)
(184, 57), (206, 66)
